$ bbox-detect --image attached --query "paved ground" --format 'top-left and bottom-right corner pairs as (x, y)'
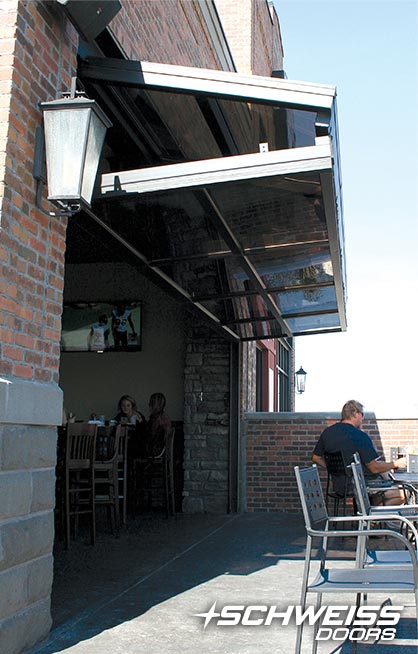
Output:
(24, 512), (417, 654)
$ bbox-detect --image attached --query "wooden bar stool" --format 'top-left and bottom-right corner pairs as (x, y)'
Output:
(64, 422), (98, 549)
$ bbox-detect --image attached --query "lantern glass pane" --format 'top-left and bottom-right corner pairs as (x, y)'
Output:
(43, 108), (90, 200)
(81, 112), (108, 205)
(296, 373), (306, 393)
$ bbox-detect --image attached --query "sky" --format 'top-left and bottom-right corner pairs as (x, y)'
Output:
(273, 0), (418, 417)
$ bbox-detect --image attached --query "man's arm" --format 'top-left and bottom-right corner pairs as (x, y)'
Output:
(366, 456), (407, 475)
(312, 453), (327, 468)
(128, 314), (136, 335)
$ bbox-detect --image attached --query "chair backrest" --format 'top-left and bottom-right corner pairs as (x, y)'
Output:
(390, 447), (399, 462)
(95, 424), (121, 463)
(350, 458), (372, 515)
(407, 453), (418, 473)
(294, 465), (328, 529)
(165, 426), (176, 472)
(66, 422), (98, 468)
(324, 450), (348, 475)
(149, 423), (174, 460)
(117, 424), (129, 460)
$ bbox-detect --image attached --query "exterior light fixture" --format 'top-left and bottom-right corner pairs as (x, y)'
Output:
(38, 79), (112, 215)
(295, 366), (307, 394)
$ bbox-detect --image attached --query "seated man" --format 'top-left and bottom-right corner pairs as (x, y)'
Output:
(312, 399), (406, 506)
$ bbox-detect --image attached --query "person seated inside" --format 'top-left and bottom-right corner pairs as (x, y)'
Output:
(114, 394), (146, 457)
(146, 392), (172, 457)
(114, 394), (145, 425)
(311, 399), (406, 506)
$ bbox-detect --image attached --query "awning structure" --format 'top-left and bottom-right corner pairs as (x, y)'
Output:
(71, 57), (347, 342)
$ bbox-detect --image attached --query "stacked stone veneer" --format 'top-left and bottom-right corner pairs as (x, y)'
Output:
(183, 320), (231, 513)
(0, 420), (57, 654)
(244, 412), (418, 512)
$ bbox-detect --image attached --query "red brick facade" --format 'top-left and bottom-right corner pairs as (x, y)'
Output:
(217, 0), (283, 75)
(112, 0), (225, 68)
(0, 1), (77, 384)
(244, 413), (418, 512)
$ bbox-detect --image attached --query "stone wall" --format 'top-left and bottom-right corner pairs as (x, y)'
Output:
(0, 421), (57, 654)
(183, 319), (231, 513)
(244, 412), (418, 512)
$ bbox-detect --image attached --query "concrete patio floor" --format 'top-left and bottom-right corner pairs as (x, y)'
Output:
(24, 512), (417, 654)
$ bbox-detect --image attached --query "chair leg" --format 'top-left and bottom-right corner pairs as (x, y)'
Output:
(295, 538), (313, 654)
(164, 467), (169, 518)
(121, 464), (127, 525)
(312, 593), (323, 654)
(169, 476), (175, 517)
(65, 475), (70, 550)
(90, 491), (96, 545)
(114, 483), (120, 529)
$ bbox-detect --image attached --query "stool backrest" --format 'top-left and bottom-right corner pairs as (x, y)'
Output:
(66, 422), (97, 469)
(96, 424), (122, 462)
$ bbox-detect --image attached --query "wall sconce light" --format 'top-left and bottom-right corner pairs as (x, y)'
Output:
(295, 366), (307, 394)
(34, 78), (112, 216)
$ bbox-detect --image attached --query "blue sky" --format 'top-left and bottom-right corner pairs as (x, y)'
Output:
(274, 0), (418, 416)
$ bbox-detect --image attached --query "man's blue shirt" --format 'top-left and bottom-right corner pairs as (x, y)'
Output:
(313, 422), (378, 468)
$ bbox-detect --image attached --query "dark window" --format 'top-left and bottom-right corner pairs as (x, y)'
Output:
(256, 347), (264, 411)
(277, 341), (291, 411)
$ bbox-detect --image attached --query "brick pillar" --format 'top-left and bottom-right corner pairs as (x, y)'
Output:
(0, 3), (78, 652)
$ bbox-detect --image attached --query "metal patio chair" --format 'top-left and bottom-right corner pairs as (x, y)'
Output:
(407, 453), (418, 474)
(354, 451), (418, 508)
(350, 457), (418, 568)
(357, 450), (418, 505)
(350, 455), (418, 562)
(294, 464), (418, 654)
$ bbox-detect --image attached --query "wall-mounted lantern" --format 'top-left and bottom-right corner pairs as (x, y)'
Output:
(295, 366), (307, 394)
(37, 80), (112, 215)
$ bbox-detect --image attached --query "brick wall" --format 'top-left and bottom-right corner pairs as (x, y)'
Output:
(244, 412), (418, 512)
(216, 0), (284, 75)
(216, 0), (252, 74)
(111, 0), (225, 68)
(0, 1), (77, 382)
(0, 2), (78, 653)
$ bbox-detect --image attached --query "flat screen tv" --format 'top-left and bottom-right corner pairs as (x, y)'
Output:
(60, 301), (142, 352)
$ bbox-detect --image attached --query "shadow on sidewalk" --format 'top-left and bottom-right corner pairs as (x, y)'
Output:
(27, 512), (307, 653)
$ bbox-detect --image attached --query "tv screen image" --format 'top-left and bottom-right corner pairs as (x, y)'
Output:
(61, 301), (142, 352)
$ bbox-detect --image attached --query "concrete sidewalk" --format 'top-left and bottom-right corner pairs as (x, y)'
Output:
(24, 512), (417, 654)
